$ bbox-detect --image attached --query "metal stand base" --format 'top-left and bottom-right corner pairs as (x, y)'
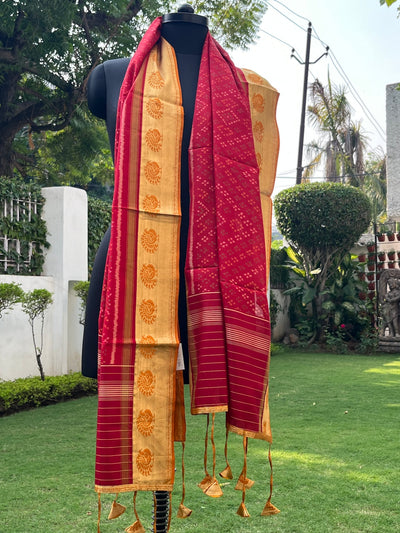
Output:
(153, 491), (170, 532)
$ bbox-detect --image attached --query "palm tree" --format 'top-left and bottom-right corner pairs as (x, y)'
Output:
(303, 77), (368, 184)
(363, 149), (387, 223)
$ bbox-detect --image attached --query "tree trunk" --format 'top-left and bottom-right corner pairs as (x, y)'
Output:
(0, 134), (16, 177)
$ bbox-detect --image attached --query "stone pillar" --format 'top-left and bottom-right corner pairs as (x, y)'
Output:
(386, 83), (400, 221)
(41, 187), (88, 375)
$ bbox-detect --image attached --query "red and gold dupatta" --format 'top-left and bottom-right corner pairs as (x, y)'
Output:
(95, 14), (279, 522)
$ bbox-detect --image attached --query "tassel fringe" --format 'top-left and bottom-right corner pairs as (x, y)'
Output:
(260, 444), (280, 516)
(125, 491), (146, 532)
(177, 503), (192, 519)
(125, 521), (146, 533)
(219, 426), (233, 479)
(108, 493), (126, 519)
(261, 501), (280, 516)
(199, 413), (223, 498)
(236, 501), (250, 517)
(178, 442), (192, 518)
(235, 473), (255, 491)
(236, 436), (250, 517)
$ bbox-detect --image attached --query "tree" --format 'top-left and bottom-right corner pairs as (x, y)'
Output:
(274, 182), (371, 341)
(304, 78), (368, 184)
(0, 0), (268, 179)
(363, 149), (387, 223)
(380, 0), (399, 11)
(21, 289), (53, 381)
(28, 108), (114, 188)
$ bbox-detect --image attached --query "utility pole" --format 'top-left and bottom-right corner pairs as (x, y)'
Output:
(292, 22), (328, 184)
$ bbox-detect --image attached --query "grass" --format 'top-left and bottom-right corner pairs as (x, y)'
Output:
(0, 350), (399, 532)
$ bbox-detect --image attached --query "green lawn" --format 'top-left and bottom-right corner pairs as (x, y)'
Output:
(1, 350), (399, 532)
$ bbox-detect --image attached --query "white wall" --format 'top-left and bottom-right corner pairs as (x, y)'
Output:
(386, 83), (400, 221)
(0, 187), (87, 381)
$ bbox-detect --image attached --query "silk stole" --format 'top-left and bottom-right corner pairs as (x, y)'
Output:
(95, 17), (279, 496)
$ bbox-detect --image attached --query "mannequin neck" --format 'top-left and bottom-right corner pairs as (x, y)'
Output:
(161, 20), (208, 55)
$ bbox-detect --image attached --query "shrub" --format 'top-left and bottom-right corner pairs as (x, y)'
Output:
(270, 245), (290, 289)
(275, 182), (372, 343)
(73, 280), (90, 325)
(0, 282), (24, 318)
(0, 373), (97, 416)
(274, 182), (371, 256)
(87, 195), (111, 274)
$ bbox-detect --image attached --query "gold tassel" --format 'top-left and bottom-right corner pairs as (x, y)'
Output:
(237, 502), (250, 518)
(177, 503), (192, 518)
(235, 470), (255, 491)
(236, 436), (250, 517)
(198, 413), (223, 497)
(209, 413), (223, 496)
(97, 493), (101, 533)
(219, 426), (233, 480)
(198, 473), (213, 492)
(125, 522), (146, 533)
(125, 491), (146, 532)
(260, 444), (280, 516)
(177, 442), (192, 518)
(204, 477), (223, 498)
(198, 414), (211, 490)
(108, 493), (126, 519)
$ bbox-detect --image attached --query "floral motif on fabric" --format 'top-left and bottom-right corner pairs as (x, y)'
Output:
(138, 335), (156, 359)
(136, 448), (154, 476)
(252, 93), (265, 113)
(140, 264), (158, 289)
(148, 71), (165, 89)
(137, 370), (156, 397)
(142, 194), (161, 213)
(139, 299), (157, 324)
(141, 228), (159, 253)
(144, 161), (162, 185)
(136, 409), (155, 436)
(256, 152), (262, 169)
(253, 121), (264, 143)
(145, 129), (162, 152)
(146, 98), (163, 119)
(246, 72), (264, 84)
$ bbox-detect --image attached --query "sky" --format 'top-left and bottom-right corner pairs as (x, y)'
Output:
(230, 0), (400, 197)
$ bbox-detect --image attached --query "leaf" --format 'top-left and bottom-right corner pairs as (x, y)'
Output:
(322, 301), (335, 311)
(302, 287), (317, 306)
(334, 311), (342, 326)
(342, 301), (355, 313)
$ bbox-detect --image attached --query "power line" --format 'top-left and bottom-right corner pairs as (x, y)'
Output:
(276, 169), (385, 180)
(260, 1), (386, 145)
(262, 0), (309, 33)
(268, 0), (310, 23)
(259, 27), (300, 56)
(327, 51), (386, 142)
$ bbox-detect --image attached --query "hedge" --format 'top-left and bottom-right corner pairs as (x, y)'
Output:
(87, 195), (111, 274)
(0, 373), (97, 416)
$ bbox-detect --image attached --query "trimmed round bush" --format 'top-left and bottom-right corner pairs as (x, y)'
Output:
(274, 182), (371, 254)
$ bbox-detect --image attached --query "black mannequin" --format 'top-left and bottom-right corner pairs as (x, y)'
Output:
(82, 5), (208, 384)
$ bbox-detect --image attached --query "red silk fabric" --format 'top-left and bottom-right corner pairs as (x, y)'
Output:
(95, 16), (276, 494)
(186, 35), (271, 438)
